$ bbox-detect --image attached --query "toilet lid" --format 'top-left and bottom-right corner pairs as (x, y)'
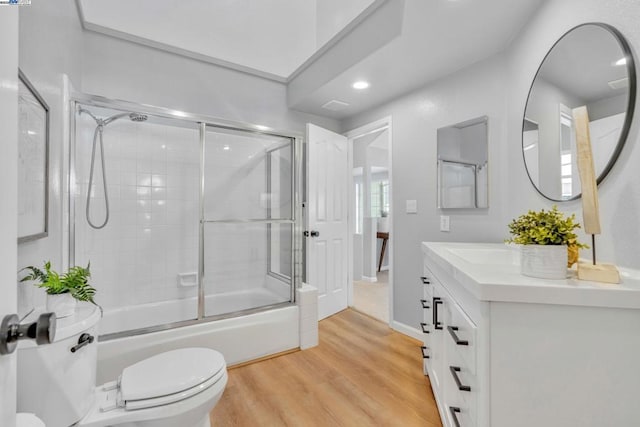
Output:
(120, 348), (225, 403)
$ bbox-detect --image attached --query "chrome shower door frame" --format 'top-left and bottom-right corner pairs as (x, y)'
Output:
(69, 93), (302, 341)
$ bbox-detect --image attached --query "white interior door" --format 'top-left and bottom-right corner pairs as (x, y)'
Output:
(306, 124), (349, 320)
(0, 9), (20, 425)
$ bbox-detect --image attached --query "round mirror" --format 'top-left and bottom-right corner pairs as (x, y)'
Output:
(522, 23), (636, 201)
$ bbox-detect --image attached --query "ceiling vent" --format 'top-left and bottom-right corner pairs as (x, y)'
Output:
(608, 77), (629, 90)
(322, 100), (350, 112)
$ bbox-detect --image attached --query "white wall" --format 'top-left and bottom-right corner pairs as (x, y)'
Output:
(342, 56), (509, 328)
(587, 93), (627, 121)
(505, 0), (640, 270)
(80, 0), (316, 78)
(17, 0), (84, 316)
(81, 31), (340, 134)
(0, 8), (19, 426)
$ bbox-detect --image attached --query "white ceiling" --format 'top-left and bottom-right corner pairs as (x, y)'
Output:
(289, 0), (548, 119)
(77, 0), (548, 120)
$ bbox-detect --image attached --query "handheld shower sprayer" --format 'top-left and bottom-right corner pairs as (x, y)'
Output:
(80, 108), (148, 229)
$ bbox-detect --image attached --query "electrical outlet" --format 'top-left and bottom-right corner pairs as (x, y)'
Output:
(440, 215), (450, 232)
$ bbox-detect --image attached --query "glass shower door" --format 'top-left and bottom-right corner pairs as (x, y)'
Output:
(73, 105), (201, 336)
(202, 126), (295, 317)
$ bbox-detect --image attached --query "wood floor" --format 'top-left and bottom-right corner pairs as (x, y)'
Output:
(210, 309), (442, 427)
(353, 270), (389, 323)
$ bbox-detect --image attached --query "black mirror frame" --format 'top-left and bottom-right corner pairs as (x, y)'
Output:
(521, 22), (637, 202)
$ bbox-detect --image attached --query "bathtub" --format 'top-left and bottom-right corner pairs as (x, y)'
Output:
(96, 291), (299, 384)
(100, 287), (288, 336)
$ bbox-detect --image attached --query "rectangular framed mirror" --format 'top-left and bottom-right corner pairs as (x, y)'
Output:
(18, 69), (50, 243)
(437, 116), (488, 209)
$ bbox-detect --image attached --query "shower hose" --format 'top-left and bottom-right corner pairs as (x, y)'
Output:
(86, 123), (110, 229)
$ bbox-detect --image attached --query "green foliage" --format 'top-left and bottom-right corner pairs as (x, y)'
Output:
(506, 206), (588, 247)
(20, 261), (98, 306)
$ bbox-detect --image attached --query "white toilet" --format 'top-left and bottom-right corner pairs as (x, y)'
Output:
(17, 303), (227, 427)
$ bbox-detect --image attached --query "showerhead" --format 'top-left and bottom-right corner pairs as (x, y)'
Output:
(85, 111), (149, 126)
(129, 113), (148, 122)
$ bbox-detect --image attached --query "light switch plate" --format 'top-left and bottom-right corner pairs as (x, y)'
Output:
(406, 200), (417, 214)
(440, 215), (450, 232)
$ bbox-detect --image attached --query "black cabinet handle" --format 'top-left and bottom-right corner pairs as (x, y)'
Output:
(420, 322), (429, 334)
(420, 299), (430, 309)
(70, 333), (94, 353)
(421, 346), (429, 359)
(449, 366), (471, 392)
(420, 276), (431, 284)
(449, 406), (461, 427)
(432, 297), (443, 330)
(447, 326), (469, 346)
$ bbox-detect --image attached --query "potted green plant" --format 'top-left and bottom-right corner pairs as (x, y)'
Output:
(20, 261), (98, 318)
(506, 206), (587, 279)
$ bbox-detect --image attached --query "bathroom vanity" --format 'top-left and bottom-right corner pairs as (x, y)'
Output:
(420, 242), (640, 427)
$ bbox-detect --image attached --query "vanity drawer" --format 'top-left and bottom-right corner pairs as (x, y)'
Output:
(420, 272), (435, 337)
(421, 345), (431, 374)
(447, 299), (477, 374)
(444, 349), (478, 427)
(421, 267), (435, 299)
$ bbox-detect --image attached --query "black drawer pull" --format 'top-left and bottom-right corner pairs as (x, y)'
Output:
(449, 366), (471, 392)
(449, 406), (461, 427)
(420, 276), (431, 284)
(420, 322), (429, 334)
(447, 326), (469, 345)
(420, 299), (430, 309)
(421, 346), (429, 359)
(432, 297), (443, 330)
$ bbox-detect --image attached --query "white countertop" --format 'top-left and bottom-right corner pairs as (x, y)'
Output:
(422, 242), (640, 309)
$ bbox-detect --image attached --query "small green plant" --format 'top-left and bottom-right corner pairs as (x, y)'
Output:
(20, 261), (98, 306)
(506, 206), (588, 247)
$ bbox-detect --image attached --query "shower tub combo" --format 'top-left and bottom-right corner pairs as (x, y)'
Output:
(69, 94), (304, 382)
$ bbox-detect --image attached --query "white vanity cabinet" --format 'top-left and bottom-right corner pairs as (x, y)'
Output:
(422, 260), (484, 427)
(421, 242), (640, 427)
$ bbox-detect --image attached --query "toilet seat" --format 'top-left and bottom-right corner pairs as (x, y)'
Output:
(117, 348), (225, 410)
(79, 347), (228, 427)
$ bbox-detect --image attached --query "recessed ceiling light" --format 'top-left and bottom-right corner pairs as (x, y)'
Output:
(254, 124), (270, 131)
(352, 81), (370, 90)
(615, 57), (627, 66)
(223, 145), (230, 151)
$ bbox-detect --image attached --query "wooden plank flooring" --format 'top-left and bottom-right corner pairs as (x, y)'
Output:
(210, 309), (442, 426)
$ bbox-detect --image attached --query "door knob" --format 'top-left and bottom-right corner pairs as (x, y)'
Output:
(304, 230), (320, 237)
(0, 312), (56, 355)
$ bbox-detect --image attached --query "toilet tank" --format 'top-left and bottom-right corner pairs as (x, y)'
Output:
(17, 302), (101, 427)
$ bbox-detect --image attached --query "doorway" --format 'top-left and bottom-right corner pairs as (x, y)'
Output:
(346, 118), (392, 324)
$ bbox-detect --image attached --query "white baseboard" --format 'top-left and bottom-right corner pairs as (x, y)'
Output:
(391, 320), (423, 342)
(379, 265), (389, 272)
(360, 276), (377, 283)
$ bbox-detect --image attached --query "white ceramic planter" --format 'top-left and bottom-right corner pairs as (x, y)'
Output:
(46, 293), (77, 318)
(520, 245), (568, 280)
